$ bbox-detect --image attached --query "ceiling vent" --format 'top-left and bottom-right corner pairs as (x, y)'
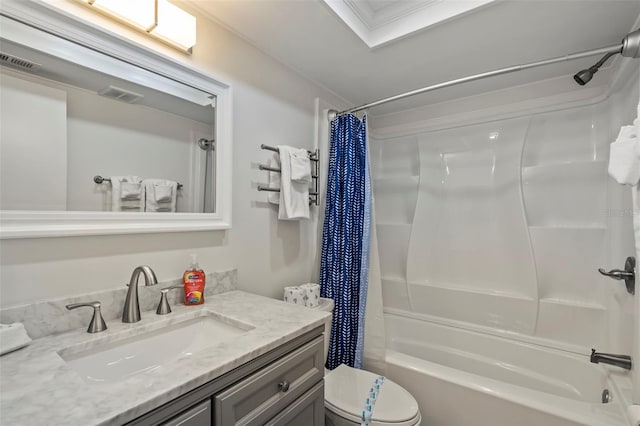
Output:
(0, 52), (41, 71)
(98, 85), (144, 104)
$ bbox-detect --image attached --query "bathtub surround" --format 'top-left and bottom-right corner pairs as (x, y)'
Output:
(370, 64), (639, 353)
(0, 269), (237, 339)
(369, 56), (639, 424)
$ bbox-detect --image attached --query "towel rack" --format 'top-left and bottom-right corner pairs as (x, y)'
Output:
(93, 175), (184, 190)
(257, 144), (319, 205)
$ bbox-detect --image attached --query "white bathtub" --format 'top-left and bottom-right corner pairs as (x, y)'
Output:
(383, 312), (633, 426)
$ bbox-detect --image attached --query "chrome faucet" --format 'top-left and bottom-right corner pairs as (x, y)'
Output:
(66, 301), (108, 333)
(590, 349), (632, 370)
(122, 265), (158, 323)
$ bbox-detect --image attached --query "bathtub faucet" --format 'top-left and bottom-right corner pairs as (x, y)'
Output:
(590, 349), (632, 370)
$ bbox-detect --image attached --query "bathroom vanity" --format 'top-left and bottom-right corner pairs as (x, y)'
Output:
(131, 329), (325, 426)
(0, 291), (329, 426)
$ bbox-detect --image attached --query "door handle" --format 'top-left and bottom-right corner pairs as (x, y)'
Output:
(597, 268), (634, 280)
(598, 256), (635, 295)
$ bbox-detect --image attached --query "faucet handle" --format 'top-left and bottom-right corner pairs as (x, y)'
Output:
(156, 285), (183, 315)
(66, 301), (108, 333)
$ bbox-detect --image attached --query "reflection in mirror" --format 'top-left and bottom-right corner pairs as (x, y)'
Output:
(0, 38), (216, 214)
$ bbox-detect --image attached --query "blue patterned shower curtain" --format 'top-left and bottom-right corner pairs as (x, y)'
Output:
(320, 113), (372, 370)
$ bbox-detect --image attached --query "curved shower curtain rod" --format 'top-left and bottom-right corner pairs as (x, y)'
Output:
(328, 28), (640, 120)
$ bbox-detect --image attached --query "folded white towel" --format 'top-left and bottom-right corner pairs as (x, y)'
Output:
(283, 286), (305, 306)
(143, 179), (178, 212)
(120, 182), (142, 200)
(299, 283), (320, 308)
(290, 148), (312, 183)
(120, 200), (143, 210)
(110, 176), (143, 211)
(0, 323), (31, 355)
(267, 154), (281, 205)
(608, 125), (640, 185)
(154, 185), (173, 203)
(277, 145), (309, 220)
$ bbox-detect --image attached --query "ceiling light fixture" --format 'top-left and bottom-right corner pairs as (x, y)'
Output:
(77, 0), (196, 53)
(152, 0), (197, 52)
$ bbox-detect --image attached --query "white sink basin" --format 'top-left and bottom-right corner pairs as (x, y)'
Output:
(59, 314), (253, 383)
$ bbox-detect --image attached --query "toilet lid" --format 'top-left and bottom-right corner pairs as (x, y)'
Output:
(325, 364), (420, 425)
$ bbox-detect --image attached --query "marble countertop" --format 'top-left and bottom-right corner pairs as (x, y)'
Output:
(0, 291), (329, 426)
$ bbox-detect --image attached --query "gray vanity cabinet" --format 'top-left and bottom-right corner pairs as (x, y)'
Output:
(129, 327), (324, 426)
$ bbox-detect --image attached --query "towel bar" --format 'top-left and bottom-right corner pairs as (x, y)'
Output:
(93, 175), (183, 189)
(258, 145), (319, 206)
(258, 186), (319, 196)
(260, 144), (319, 162)
(258, 164), (319, 179)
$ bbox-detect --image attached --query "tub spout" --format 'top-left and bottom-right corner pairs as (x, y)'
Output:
(590, 349), (632, 370)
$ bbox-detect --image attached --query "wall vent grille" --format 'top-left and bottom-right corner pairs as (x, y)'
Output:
(0, 52), (41, 71)
(98, 85), (144, 104)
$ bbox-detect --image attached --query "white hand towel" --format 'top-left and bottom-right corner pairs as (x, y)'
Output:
(267, 154), (281, 205)
(290, 148), (312, 183)
(110, 176), (143, 211)
(277, 145), (309, 220)
(283, 286), (305, 306)
(608, 125), (640, 185)
(120, 182), (142, 200)
(299, 283), (320, 308)
(143, 179), (178, 212)
(154, 185), (173, 203)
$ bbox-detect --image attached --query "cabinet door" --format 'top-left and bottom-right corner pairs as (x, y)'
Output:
(215, 337), (324, 426)
(161, 400), (211, 426)
(265, 382), (324, 426)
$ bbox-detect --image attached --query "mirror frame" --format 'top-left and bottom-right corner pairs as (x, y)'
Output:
(0, 0), (232, 238)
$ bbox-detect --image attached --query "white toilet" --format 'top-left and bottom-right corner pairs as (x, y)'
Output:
(314, 298), (422, 426)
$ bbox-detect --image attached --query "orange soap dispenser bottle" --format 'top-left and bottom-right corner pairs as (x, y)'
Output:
(183, 254), (205, 305)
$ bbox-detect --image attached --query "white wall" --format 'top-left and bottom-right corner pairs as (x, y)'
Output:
(0, 2), (348, 307)
(0, 72), (67, 210)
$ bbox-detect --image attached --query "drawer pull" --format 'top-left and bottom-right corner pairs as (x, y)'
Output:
(278, 380), (290, 392)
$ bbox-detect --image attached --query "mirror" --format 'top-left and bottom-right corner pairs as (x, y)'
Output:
(0, 1), (232, 238)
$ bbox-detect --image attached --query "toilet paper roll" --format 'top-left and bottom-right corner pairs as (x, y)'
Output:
(283, 286), (305, 306)
(628, 405), (640, 426)
(300, 283), (320, 308)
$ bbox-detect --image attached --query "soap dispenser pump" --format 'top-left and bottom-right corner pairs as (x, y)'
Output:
(183, 254), (205, 305)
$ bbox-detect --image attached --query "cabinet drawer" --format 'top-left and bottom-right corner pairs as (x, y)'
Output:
(265, 382), (324, 426)
(215, 336), (324, 426)
(161, 400), (211, 426)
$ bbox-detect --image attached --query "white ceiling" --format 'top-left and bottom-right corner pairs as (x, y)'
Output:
(190, 0), (640, 115)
